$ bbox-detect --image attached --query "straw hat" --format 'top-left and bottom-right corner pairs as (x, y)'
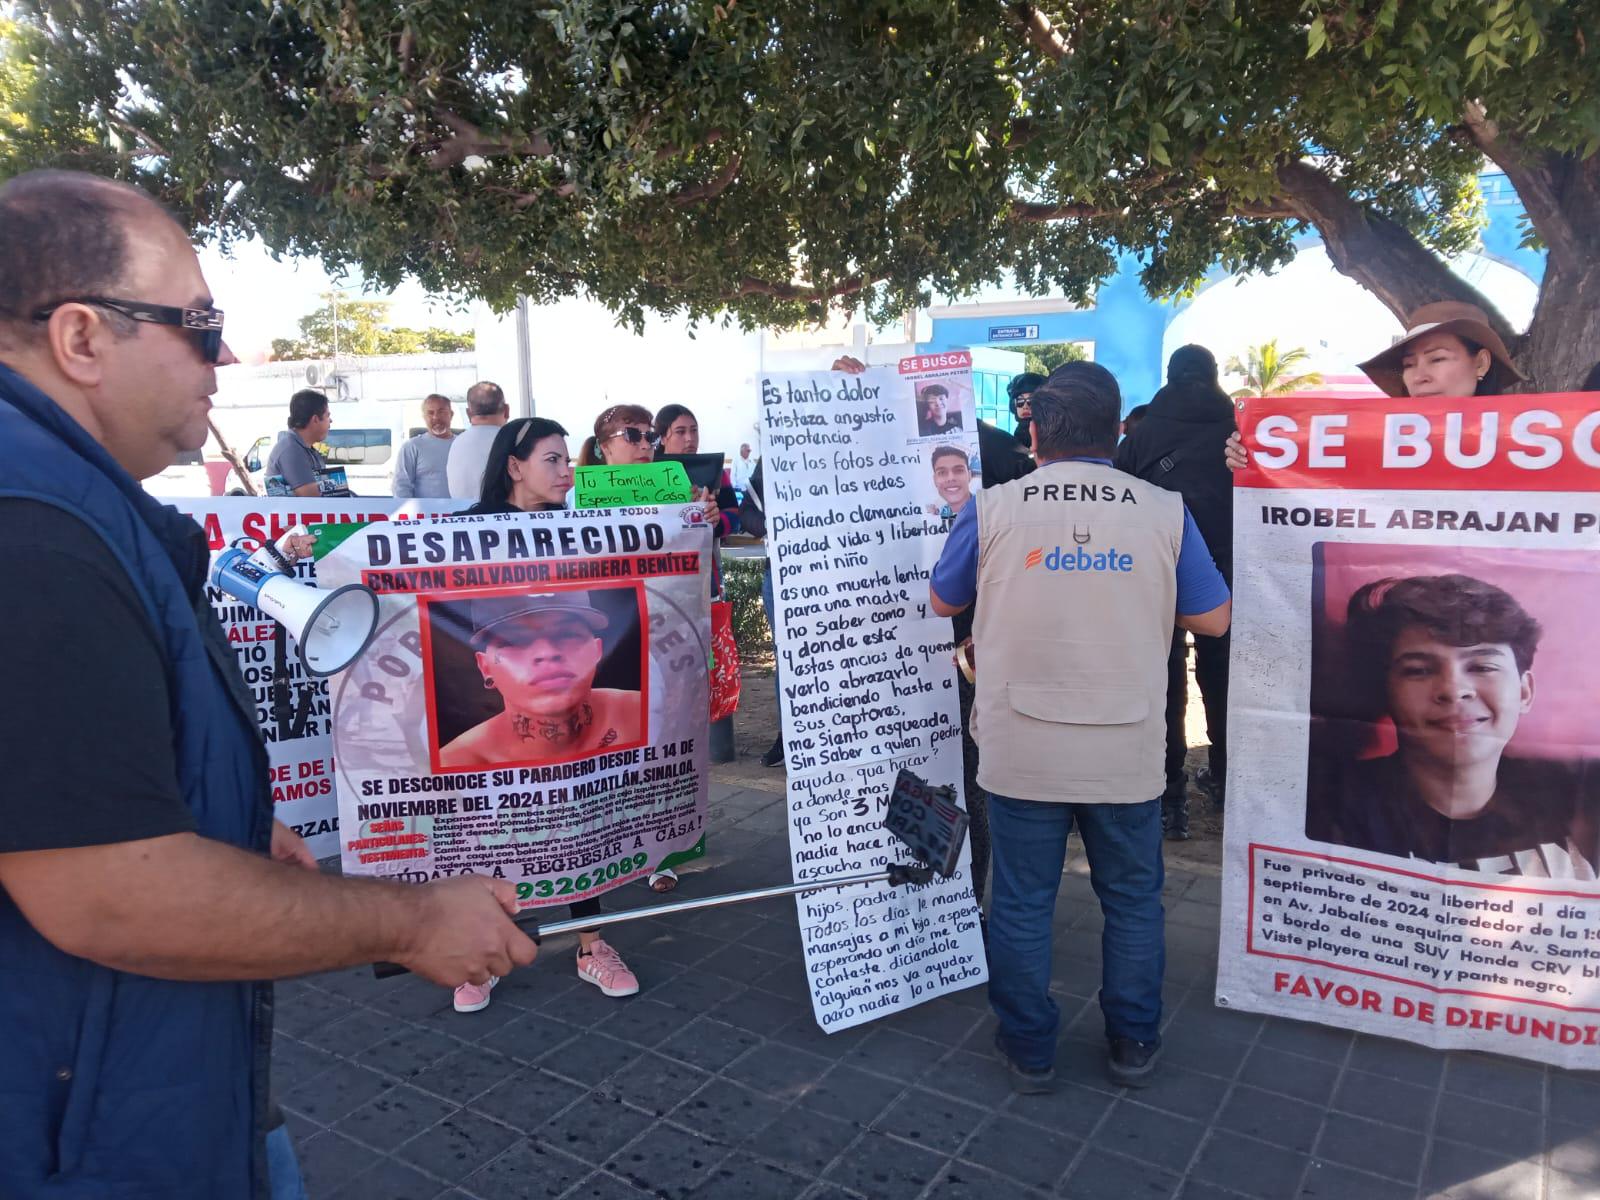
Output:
(1357, 302), (1526, 397)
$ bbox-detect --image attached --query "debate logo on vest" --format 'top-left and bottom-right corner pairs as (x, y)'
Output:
(1025, 545), (1135, 573)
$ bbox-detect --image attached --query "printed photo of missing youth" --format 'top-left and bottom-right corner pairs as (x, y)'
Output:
(923, 444), (975, 522)
(1304, 543), (1600, 879)
(422, 583), (647, 771)
(914, 380), (968, 438)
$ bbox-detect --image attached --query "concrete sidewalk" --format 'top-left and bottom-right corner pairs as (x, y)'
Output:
(275, 782), (1600, 1199)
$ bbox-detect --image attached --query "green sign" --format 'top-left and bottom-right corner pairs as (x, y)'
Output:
(574, 461), (694, 509)
(308, 520), (372, 560)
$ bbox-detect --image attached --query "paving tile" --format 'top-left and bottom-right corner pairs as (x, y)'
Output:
(872, 1086), (987, 1156)
(413, 994), (526, 1044)
(1348, 1034), (1447, 1087)
(468, 1066), (586, 1132)
(602, 1050), (711, 1117)
(688, 1152), (812, 1200)
(606, 1122), (728, 1198)
(1548, 1069), (1600, 1113)
(463, 1138), (590, 1198)
(367, 977), (455, 1021)
(407, 1046), (519, 1107)
(299, 1006), (402, 1057)
(1133, 1063), (1233, 1123)
(1190, 1130), (1311, 1200)
(328, 1155), (449, 1200)
(1421, 1144), (1539, 1200)
(292, 1130), (381, 1196)
(670, 1077), (786, 1148)
(723, 1040), (834, 1101)
(710, 984), (811, 1034)
(881, 997), (983, 1047)
(274, 987), (356, 1039)
(1431, 1093), (1544, 1161)
(749, 1107), (863, 1174)
(1165, 993), (1264, 1046)
(821, 1130), (947, 1200)
(1314, 1111), (1425, 1184)
(844, 1027), (945, 1083)
(1238, 1045), (1342, 1107)
(926, 1048), (1020, 1109)
(1296, 1161), (1414, 1200)
(271, 1035), (342, 1093)
(1097, 1098), (1206, 1172)
(541, 1090), (656, 1161)
(593, 998), (695, 1049)
(1059, 1148), (1181, 1199)
(353, 1027), (466, 1082)
(1256, 1018), (1353, 1065)
(395, 1110), (521, 1184)
(538, 1031), (647, 1087)
(333, 1085), (458, 1152)
(1004, 1079), (1116, 1140)
(1546, 1119), (1600, 1178)
(1441, 1053), (1546, 1113)
(569, 1172), (653, 1200)
(655, 1017), (761, 1072)
(474, 1010), (582, 1065)
(957, 1112), (1079, 1190)
(795, 1063), (909, 1127)
(1549, 1169), (1600, 1200)
(929, 1159), (1048, 1198)
(281, 1061), (395, 1126)
(1329, 1068), (1435, 1133)
(1161, 1031), (1254, 1080)
(752, 956), (816, 1000)
(645, 965), (741, 1016)
(1217, 1084), (1324, 1153)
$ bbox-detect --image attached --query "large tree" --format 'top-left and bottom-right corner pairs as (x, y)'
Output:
(270, 292), (474, 360)
(2, 2), (1596, 387)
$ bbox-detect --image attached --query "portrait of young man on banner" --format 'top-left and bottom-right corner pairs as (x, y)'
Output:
(1305, 545), (1600, 880)
(424, 583), (648, 770)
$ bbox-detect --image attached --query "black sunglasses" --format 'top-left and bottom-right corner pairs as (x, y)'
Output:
(609, 426), (660, 446)
(31, 296), (226, 364)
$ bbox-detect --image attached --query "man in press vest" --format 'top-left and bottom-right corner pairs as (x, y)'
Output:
(0, 169), (537, 1199)
(930, 362), (1231, 1092)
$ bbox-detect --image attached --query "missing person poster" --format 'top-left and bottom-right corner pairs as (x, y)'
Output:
(171, 497), (466, 857)
(762, 352), (988, 1031)
(1222, 392), (1600, 1067)
(313, 508), (712, 908)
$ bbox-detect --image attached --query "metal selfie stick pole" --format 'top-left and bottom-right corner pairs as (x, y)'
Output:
(372, 769), (964, 980)
(372, 862), (934, 979)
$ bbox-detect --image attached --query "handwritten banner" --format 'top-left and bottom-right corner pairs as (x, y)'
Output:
(762, 353), (988, 1031)
(574, 462), (694, 509)
(314, 508), (713, 906)
(168, 497), (467, 856)
(1222, 392), (1600, 1068)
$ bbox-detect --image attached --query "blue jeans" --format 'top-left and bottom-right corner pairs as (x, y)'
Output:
(987, 793), (1165, 1070)
(266, 1125), (308, 1200)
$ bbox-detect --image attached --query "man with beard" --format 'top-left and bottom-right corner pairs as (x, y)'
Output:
(392, 392), (456, 497)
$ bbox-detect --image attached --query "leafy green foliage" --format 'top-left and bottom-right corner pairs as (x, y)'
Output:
(1226, 340), (1324, 398)
(269, 292), (473, 360)
(1, 1), (1595, 375)
(1023, 340), (1088, 377)
(721, 554), (772, 669)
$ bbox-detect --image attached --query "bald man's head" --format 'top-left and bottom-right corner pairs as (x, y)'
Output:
(0, 170), (180, 351)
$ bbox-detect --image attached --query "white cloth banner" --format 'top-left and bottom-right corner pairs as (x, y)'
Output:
(763, 352), (988, 1032)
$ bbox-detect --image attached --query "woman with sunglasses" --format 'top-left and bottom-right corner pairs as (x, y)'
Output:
(577, 404), (658, 467)
(453, 416), (642, 1012)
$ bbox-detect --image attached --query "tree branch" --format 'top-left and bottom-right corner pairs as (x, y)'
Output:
(1459, 100), (1583, 269)
(428, 111), (554, 169)
(1272, 158), (1519, 347)
(1010, 3), (1069, 61)
(1009, 194), (1297, 222)
(671, 153), (742, 206)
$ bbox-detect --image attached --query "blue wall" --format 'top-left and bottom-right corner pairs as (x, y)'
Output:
(926, 172), (1541, 416)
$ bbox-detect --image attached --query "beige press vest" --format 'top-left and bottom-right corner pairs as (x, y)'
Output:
(972, 459), (1184, 804)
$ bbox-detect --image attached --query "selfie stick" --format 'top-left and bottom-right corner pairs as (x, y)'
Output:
(372, 770), (966, 979)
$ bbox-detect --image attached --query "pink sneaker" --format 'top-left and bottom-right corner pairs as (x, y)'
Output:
(576, 939), (639, 998)
(453, 976), (498, 1013)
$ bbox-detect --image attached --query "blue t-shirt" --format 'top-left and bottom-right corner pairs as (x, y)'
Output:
(930, 457), (1229, 615)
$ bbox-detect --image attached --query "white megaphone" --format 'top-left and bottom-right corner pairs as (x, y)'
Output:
(210, 526), (379, 677)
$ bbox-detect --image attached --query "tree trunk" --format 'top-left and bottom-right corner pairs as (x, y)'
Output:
(1521, 255), (1600, 393)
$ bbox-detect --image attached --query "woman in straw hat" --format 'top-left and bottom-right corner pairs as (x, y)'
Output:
(1224, 302), (1527, 468)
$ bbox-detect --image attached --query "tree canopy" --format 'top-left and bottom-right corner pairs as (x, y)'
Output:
(1226, 340), (1324, 398)
(2, 2), (1596, 385)
(269, 292), (474, 360)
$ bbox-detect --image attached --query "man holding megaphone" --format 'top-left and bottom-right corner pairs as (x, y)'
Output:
(0, 170), (537, 1200)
